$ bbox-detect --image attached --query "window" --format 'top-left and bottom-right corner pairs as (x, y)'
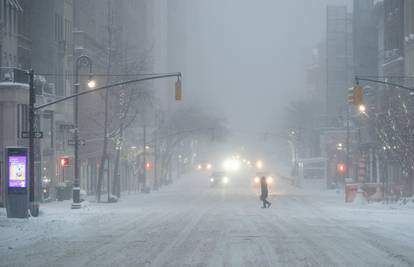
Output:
(59, 16), (63, 41)
(0, 0), (3, 23)
(55, 13), (63, 42)
(8, 3), (11, 36)
(14, 5), (17, 34)
(55, 14), (58, 41)
(2, 0), (5, 22)
(65, 19), (72, 44)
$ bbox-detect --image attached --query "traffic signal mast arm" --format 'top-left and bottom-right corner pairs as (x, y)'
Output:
(34, 72), (182, 111)
(354, 76), (414, 94)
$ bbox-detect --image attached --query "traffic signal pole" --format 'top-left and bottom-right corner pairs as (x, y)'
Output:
(28, 71), (181, 212)
(28, 70), (39, 217)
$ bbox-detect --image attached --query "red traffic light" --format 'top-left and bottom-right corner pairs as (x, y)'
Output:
(145, 161), (152, 170)
(337, 163), (346, 173)
(60, 157), (69, 167)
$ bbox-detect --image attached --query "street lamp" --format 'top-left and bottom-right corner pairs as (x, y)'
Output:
(87, 78), (96, 89)
(358, 104), (366, 113)
(72, 55), (93, 209)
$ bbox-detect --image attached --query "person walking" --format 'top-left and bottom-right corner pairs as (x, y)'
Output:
(260, 176), (271, 208)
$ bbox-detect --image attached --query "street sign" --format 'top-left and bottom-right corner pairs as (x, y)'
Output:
(68, 139), (86, 146)
(60, 124), (74, 130)
(21, 131), (43, 139)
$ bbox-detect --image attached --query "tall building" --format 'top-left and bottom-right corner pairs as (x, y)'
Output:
(73, 0), (156, 195)
(17, 0), (31, 69)
(404, 0), (414, 77)
(29, 0), (75, 196)
(353, 0), (378, 77)
(326, 5), (353, 127)
(0, 0), (24, 206)
(352, 0), (380, 184)
(0, 0), (22, 67)
(383, 0), (404, 76)
(306, 42), (326, 104)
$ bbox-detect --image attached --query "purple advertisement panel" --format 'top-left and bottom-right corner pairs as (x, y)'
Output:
(8, 156), (27, 188)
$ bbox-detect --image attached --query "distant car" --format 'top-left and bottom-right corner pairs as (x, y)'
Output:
(209, 171), (229, 187)
(196, 162), (213, 171)
(253, 171), (274, 188)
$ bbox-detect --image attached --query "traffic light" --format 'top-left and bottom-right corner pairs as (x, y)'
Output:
(60, 157), (69, 167)
(145, 161), (152, 170)
(337, 163), (346, 174)
(348, 85), (363, 106)
(175, 79), (182, 101)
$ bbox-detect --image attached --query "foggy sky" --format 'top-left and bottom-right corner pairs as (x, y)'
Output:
(175, 0), (351, 136)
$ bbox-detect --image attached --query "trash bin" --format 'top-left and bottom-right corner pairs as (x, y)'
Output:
(56, 183), (66, 201)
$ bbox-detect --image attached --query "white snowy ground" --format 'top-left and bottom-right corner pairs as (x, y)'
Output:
(1, 173), (414, 267)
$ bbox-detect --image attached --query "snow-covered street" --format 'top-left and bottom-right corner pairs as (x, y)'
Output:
(1, 174), (414, 267)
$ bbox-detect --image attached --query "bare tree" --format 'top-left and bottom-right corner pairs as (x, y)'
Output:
(373, 89), (414, 197)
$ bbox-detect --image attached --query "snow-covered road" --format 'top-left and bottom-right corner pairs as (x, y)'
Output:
(1, 174), (414, 267)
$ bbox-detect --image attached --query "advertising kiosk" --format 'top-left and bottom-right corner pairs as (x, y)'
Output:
(4, 147), (28, 218)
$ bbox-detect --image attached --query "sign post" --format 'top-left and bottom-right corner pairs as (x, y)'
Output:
(4, 147), (29, 218)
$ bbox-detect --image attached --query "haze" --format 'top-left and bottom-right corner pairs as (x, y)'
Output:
(173, 0), (350, 131)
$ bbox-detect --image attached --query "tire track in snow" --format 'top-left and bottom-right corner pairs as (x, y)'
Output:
(272, 194), (413, 267)
(147, 202), (211, 267)
(295, 195), (414, 267)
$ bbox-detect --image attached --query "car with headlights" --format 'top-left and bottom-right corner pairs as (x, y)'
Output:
(209, 171), (229, 187)
(253, 171), (274, 189)
(196, 162), (213, 171)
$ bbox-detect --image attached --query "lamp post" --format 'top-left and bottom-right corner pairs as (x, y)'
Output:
(72, 55), (94, 209)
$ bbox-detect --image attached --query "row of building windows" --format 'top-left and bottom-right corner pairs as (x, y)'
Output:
(2, 52), (16, 67)
(55, 13), (73, 45)
(0, 0), (20, 37)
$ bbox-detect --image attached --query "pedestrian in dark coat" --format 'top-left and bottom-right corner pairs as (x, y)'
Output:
(260, 176), (271, 208)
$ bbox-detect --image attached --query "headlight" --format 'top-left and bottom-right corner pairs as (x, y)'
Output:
(266, 177), (273, 184)
(210, 178), (215, 182)
(206, 163), (212, 170)
(197, 164), (202, 170)
(222, 177), (229, 184)
(254, 177), (260, 184)
(224, 159), (240, 171)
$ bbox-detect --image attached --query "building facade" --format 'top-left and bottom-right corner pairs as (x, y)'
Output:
(326, 5), (354, 127)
